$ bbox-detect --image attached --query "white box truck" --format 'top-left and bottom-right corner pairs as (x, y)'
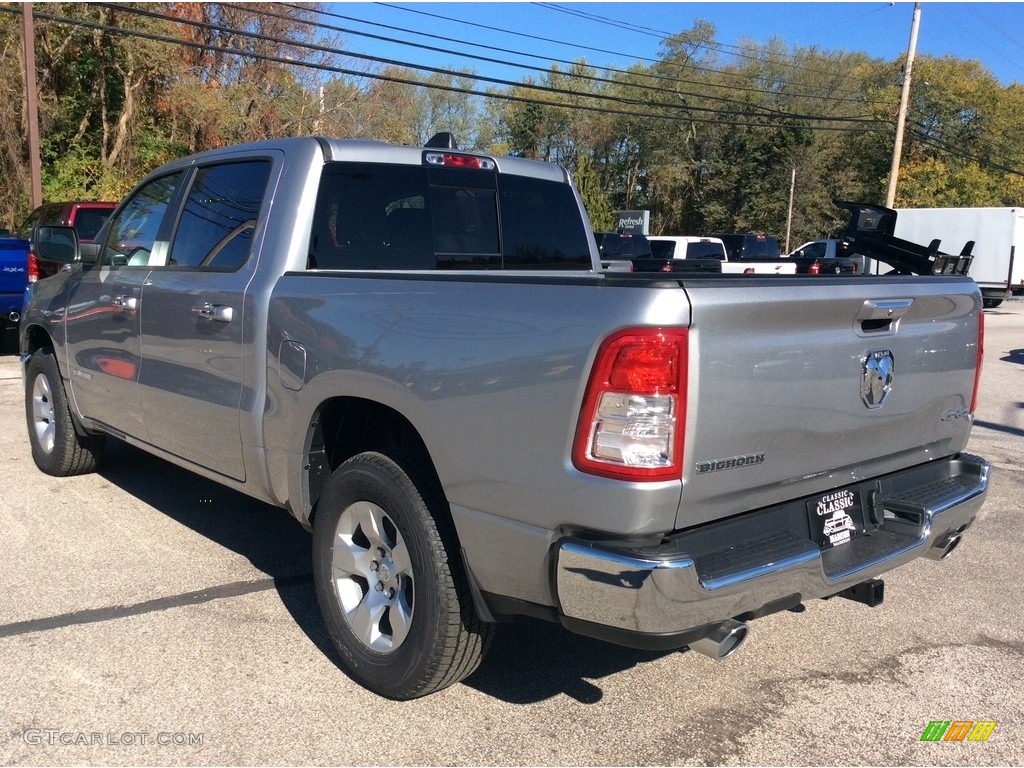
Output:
(891, 207), (1023, 307)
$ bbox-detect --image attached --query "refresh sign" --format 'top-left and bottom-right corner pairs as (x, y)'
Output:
(616, 210), (650, 235)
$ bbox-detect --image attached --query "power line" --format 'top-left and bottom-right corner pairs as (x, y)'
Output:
(374, 1), (882, 103)
(907, 123), (1024, 177)
(264, 2), (879, 121)
(285, 2), (885, 109)
(90, 3), (887, 130)
(530, 1), (889, 97)
(12, 6), (884, 136)
(963, 3), (1024, 54)
(265, 4), (794, 118)
(10, 6), (1019, 189)
(953, 4), (1024, 77)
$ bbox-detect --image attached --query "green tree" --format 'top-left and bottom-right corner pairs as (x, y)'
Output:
(0, 12), (31, 228)
(411, 71), (481, 149)
(573, 153), (615, 231)
(892, 56), (1024, 208)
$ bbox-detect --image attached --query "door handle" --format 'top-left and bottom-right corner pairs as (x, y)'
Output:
(856, 298), (913, 321)
(112, 295), (137, 312)
(196, 302), (233, 323)
(855, 298), (913, 336)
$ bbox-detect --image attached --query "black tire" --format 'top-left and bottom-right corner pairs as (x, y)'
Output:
(982, 298), (1003, 308)
(312, 451), (492, 699)
(25, 348), (105, 476)
(0, 319), (16, 354)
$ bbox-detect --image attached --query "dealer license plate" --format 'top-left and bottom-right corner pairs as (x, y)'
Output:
(807, 488), (865, 550)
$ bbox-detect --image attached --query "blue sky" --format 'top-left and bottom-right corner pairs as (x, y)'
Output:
(324, 2), (1024, 86)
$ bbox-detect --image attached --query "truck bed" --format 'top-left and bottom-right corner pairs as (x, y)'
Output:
(264, 270), (982, 611)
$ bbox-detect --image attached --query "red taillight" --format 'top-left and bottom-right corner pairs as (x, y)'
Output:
(573, 328), (688, 481)
(27, 248), (40, 283)
(424, 151), (496, 170)
(443, 153), (480, 168)
(970, 310), (984, 415)
(808, 261), (821, 275)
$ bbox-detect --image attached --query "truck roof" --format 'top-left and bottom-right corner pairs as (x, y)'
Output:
(160, 135), (570, 183)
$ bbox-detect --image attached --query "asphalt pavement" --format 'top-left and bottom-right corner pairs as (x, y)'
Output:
(0, 304), (1021, 766)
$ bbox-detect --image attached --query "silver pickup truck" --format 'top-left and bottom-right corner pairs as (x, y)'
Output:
(20, 135), (989, 700)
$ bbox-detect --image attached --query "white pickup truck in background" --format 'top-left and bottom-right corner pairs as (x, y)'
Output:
(648, 235), (796, 274)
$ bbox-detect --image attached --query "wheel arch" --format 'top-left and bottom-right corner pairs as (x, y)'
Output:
(21, 325), (96, 439)
(302, 396), (443, 527)
(21, 322), (56, 357)
(298, 395), (497, 626)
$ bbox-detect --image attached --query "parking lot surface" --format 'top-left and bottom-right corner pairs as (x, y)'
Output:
(1, 304), (1022, 766)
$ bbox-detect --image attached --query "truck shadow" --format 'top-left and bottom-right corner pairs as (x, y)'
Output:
(97, 440), (669, 703)
(974, 405), (1024, 439)
(465, 618), (672, 703)
(95, 439), (329, 644)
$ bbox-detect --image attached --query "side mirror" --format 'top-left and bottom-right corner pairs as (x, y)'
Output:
(32, 224), (79, 264)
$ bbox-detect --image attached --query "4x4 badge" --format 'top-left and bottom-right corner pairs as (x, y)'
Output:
(862, 350), (894, 409)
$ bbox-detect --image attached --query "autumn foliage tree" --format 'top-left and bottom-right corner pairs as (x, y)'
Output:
(1, 4), (1022, 242)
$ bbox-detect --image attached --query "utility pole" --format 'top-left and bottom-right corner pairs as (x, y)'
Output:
(315, 85), (324, 134)
(785, 168), (796, 253)
(885, 2), (921, 209)
(22, 3), (42, 208)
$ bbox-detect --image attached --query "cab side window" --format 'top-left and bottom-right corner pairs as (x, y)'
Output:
(100, 172), (185, 267)
(802, 242), (825, 259)
(165, 161), (271, 270)
(310, 164), (432, 270)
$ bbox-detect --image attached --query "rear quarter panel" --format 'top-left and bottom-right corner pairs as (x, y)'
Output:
(264, 272), (695, 605)
(265, 272), (694, 536)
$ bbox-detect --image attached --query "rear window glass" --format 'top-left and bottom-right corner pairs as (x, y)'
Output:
(309, 162), (590, 271)
(597, 233), (652, 258)
(498, 174), (590, 269)
(650, 240), (676, 259)
(72, 209), (113, 241)
(17, 209), (42, 240)
(686, 242), (726, 259)
(716, 235), (780, 260)
(432, 184), (501, 269)
(743, 237), (780, 259)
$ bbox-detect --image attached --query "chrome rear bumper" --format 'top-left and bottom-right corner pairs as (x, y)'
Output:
(555, 454), (989, 639)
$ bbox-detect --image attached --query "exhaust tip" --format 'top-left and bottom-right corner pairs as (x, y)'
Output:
(8, 311), (18, 322)
(689, 619), (749, 661)
(927, 531), (963, 561)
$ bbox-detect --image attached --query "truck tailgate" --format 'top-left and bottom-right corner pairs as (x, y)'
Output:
(677, 275), (982, 530)
(0, 239), (28, 309)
